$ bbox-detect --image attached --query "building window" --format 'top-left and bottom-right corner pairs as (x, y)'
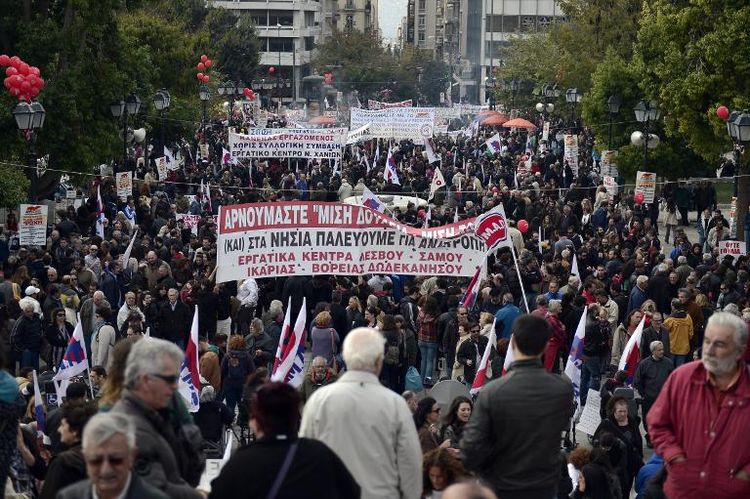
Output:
(418, 31), (425, 42)
(521, 16), (535, 32)
(418, 15), (425, 27)
(346, 15), (354, 31)
(538, 16), (552, 29)
(418, 0), (425, 11)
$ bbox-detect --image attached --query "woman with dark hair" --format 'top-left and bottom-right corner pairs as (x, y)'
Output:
(439, 396), (472, 450)
(417, 296), (441, 383)
(45, 307), (74, 369)
(221, 335), (255, 414)
(239, 367), (269, 438)
(209, 382), (360, 499)
(594, 396), (643, 498)
(422, 448), (466, 498)
(38, 400), (98, 499)
(573, 447), (621, 498)
(414, 397), (449, 454)
(379, 314), (403, 392)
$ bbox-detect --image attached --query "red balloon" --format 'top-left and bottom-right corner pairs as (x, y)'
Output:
(11, 75), (23, 87)
(202, 74), (210, 82)
(634, 191), (645, 204)
(5, 66), (17, 76)
(0, 54), (9, 66)
(9, 87), (20, 96)
(717, 105), (730, 121)
(29, 66), (40, 76)
(196, 72), (204, 80)
(17, 62), (29, 75)
(205, 59), (213, 68)
(197, 62), (205, 70)
(518, 219), (529, 233)
(20, 80), (31, 92)
(36, 77), (44, 89)
(268, 66), (275, 74)
(200, 54), (208, 63)
(9, 56), (21, 67)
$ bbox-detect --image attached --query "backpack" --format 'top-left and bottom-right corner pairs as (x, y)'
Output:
(384, 333), (402, 366)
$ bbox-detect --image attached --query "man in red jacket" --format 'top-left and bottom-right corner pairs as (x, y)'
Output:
(648, 312), (750, 498)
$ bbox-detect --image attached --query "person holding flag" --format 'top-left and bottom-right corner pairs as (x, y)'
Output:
(384, 146), (400, 185)
(462, 314), (573, 499)
(271, 297), (307, 388)
(458, 323), (490, 387)
(52, 314), (92, 403)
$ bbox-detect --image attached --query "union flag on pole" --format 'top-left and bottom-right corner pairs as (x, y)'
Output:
(384, 147), (400, 185)
(619, 315), (646, 381)
(178, 306), (201, 412)
(428, 166), (446, 201)
(470, 320), (497, 396)
(53, 315), (90, 405)
(271, 298), (307, 388)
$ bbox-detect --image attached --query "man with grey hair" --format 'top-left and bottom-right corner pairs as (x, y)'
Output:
(649, 312), (750, 497)
(627, 274), (649, 314)
(56, 412), (169, 499)
(300, 327), (422, 499)
(110, 338), (204, 498)
(634, 340), (674, 447)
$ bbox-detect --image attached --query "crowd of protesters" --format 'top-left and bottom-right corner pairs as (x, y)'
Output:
(0, 109), (749, 499)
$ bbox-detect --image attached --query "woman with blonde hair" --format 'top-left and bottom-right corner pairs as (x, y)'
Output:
(346, 296), (365, 330)
(310, 310), (340, 370)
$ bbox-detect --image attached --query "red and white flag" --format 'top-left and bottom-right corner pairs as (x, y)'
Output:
(178, 306), (201, 412)
(271, 298), (307, 388)
(619, 315), (646, 380)
(424, 138), (440, 164)
(502, 334), (515, 375)
(470, 320), (497, 396)
(460, 263), (485, 310)
(428, 166), (446, 201)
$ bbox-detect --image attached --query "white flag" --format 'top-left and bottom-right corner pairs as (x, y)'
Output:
(429, 167), (446, 201)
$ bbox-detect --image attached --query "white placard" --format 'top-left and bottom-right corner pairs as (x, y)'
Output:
(19, 204), (48, 247)
(577, 389), (602, 436)
(229, 128), (347, 160)
(350, 107), (435, 140)
(116, 171), (133, 201)
(600, 150), (618, 177)
(603, 176), (617, 201)
(635, 171), (656, 203)
(718, 240), (746, 263)
(155, 157), (167, 181)
(564, 134), (579, 175)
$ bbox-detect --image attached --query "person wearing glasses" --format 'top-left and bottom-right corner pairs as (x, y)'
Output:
(456, 324), (489, 386)
(110, 338), (204, 499)
(55, 412), (169, 499)
(413, 397), (450, 454)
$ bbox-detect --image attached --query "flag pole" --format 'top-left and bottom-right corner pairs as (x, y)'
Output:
(509, 245), (530, 313)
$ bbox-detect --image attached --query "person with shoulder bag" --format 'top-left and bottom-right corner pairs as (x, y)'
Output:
(310, 311), (340, 372)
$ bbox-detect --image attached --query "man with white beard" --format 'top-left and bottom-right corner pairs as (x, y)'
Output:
(648, 312), (750, 498)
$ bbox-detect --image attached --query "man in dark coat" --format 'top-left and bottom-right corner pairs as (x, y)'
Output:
(456, 323), (488, 384)
(156, 288), (192, 349)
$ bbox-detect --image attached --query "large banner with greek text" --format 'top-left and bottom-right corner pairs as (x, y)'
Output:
(216, 202), (486, 282)
(229, 128), (347, 160)
(367, 99), (412, 109)
(350, 108), (435, 140)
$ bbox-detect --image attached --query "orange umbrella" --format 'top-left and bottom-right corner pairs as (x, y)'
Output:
(477, 109), (498, 117)
(308, 115), (336, 125)
(481, 114), (509, 126)
(502, 118), (537, 130)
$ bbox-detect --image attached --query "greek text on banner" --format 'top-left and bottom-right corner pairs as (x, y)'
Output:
(229, 128), (347, 160)
(216, 202), (487, 282)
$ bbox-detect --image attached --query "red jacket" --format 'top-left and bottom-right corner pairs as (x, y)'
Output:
(647, 360), (750, 498)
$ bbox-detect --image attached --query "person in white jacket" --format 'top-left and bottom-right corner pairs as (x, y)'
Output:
(299, 327), (423, 499)
(236, 278), (258, 335)
(92, 306), (117, 369)
(116, 291), (145, 330)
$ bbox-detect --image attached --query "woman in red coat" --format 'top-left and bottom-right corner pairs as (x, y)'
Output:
(544, 300), (567, 372)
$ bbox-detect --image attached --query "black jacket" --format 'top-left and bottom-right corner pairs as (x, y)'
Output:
(456, 335), (489, 383)
(461, 359), (573, 499)
(156, 300), (192, 343)
(208, 437), (360, 499)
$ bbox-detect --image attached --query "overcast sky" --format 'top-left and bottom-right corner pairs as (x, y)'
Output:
(379, 0), (407, 43)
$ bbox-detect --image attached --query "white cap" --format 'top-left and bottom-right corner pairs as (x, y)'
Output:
(25, 286), (40, 296)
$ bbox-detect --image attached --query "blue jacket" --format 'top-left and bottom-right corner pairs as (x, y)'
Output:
(627, 285), (648, 315)
(635, 453), (664, 499)
(494, 303), (521, 339)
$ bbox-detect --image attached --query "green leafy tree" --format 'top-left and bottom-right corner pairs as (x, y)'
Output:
(0, 164), (30, 209)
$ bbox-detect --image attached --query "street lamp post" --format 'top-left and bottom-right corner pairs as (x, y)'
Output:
(199, 84), (210, 128)
(508, 79), (520, 113)
(632, 100), (660, 170)
(110, 93), (141, 171)
(565, 88), (583, 128)
(535, 84), (555, 121)
(218, 81), (243, 126)
(13, 100), (46, 201)
(153, 89), (170, 155)
(606, 95), (621, 150)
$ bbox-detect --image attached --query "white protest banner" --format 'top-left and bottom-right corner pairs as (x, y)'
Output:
(284, 109), (306, 122)
(434, 124), (449, 135)
(564, 134), (579, 174)
(601, 150), (618, 177)
(428, 106), (461, 124)
(635, 171), (657, 203)
(718, 240), (746, 263)
(155, 157), (168, 181)
(603, 176), (617, 201)
(19, 204), (48, 246)
(367, 99), (412, 109)
(216, 202), (486, 282)
(542, 121), (550, 142)
(576, 389), (602, 436)
(459, 104), (489, 116)
(346, 123), (372, 145)
(176, 214), (203, 235)
(116, 171), (133, 201)
(350, 107), (435, 140)
(729, 196), (737, 237)
(229, 128), (346, 161)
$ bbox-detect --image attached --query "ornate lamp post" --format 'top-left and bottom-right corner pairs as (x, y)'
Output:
(13, 100), (46, 201)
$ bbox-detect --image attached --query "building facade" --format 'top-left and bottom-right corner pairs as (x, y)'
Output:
(403, 0), (564, 104)
(212, 0), (323, 107)
(321, 0), (379, 38)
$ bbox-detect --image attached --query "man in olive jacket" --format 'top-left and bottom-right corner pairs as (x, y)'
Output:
(461, 314), (573, 499)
